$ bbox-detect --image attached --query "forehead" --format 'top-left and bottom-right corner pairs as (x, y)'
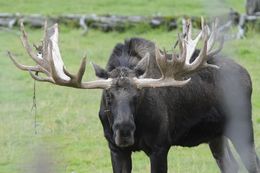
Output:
(109, 67), (137, 89)
(109, 67), (136, 78)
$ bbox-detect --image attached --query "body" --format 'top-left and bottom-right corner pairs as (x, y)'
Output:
(98, 38), (259, 173)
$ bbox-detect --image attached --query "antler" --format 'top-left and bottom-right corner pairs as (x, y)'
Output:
(8, 22), (112, 89)
(134, 18), (223, 88)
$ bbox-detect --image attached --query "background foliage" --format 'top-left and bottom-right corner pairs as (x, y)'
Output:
(0, 0), (259, 173)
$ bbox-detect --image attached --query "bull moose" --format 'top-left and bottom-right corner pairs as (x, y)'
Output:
(8, 18), (260, 173)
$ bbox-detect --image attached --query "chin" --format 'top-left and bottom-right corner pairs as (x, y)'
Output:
(115, 137), (135, 147)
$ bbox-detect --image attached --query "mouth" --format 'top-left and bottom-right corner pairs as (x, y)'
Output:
(115, 136), (134, 147)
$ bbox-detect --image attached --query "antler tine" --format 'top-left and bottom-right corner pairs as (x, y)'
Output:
(208, 35), (224, 58)
(7, 51), (51, 76)
(8, 21), (112, 89)
(133, 45), (191, 89)
(183, 18), (221, 70)
(207, 18), (218, 53)
(47, 41), (68, 84)
(186, 27), (209, 71)
(207, 18), (224, 58)
(184, 19), (204, 65)
(20, 22), (43, 65)
(186, 19), (192, 41)
(29, 70), (55, 83)
(201, 16), (205, 29)
(8, 51), (37, 71)
(42, 20), (49, 60)
(63, 56), (87, 85)
(134, 17), (222, 89)
(76, 57), (87, 82)
(178, 33), (186, 62)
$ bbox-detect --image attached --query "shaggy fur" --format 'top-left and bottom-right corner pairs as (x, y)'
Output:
(97, 38), (259, 173)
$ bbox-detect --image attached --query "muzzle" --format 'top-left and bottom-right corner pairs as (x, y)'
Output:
(113, 122), (136, 147)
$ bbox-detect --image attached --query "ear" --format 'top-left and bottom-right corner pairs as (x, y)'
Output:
(92, 63), (109, 79)
(134, 53), (150, 77)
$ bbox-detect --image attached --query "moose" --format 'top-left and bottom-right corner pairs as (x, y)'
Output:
(8, 18), (260, 173)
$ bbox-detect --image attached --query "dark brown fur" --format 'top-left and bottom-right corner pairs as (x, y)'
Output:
(96, 38), (259, 173)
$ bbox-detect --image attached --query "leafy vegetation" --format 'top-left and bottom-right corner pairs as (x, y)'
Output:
(0, 1), (259, 173)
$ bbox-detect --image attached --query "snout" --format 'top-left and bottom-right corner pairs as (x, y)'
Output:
(113, 123), (135, 147)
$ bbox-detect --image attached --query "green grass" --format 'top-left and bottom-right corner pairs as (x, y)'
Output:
(1, 25), (260, 173)
(1, 0), (245, 16)
(0, 1), (260, 173)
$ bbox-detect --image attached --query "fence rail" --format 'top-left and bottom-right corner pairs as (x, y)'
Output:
(1, 12), (259, 38)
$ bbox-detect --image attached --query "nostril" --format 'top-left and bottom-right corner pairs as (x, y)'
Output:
(113, 122), (136, 138)
(119, 130), (131, 138)
(113, 122), (136, 131)
(120, 129), (131, 138)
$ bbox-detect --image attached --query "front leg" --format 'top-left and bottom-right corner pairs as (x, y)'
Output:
(149, 147), (169, 173)
(110, 148), (132, 173)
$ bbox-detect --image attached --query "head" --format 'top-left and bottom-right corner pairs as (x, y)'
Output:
(94, 64), (143, 147)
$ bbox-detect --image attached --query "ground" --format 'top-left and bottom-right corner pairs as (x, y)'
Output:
(0, 0), (259, 173)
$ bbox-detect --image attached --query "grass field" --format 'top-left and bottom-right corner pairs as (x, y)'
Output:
(0, 1), (260, 173)
(1, 0), (245, 16)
